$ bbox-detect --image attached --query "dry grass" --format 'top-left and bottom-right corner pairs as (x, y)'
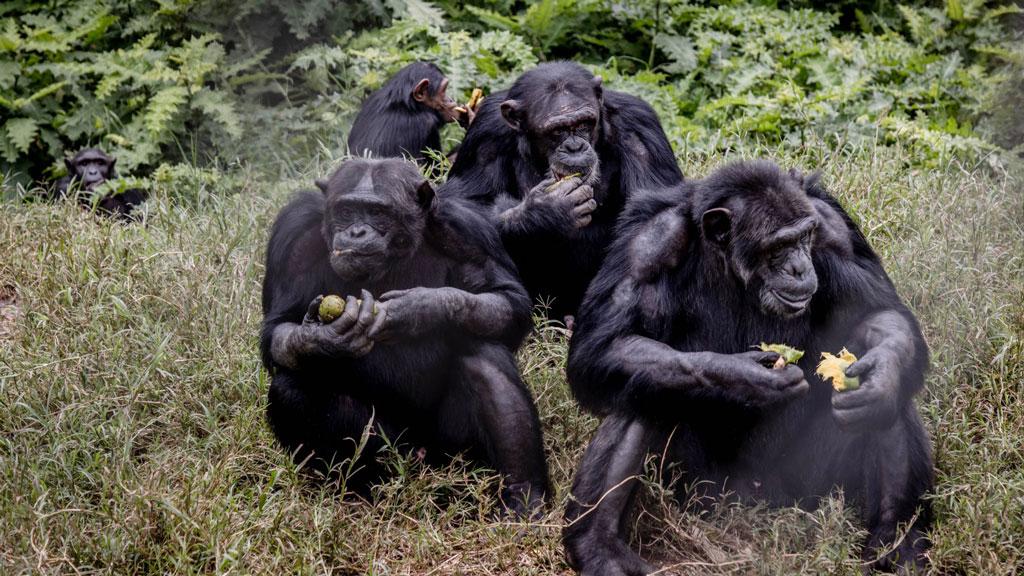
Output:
(1, 140), (1021, 575)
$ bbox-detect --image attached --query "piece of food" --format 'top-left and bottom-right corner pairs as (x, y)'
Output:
(758, 343), (804, 369)
(546, 172), (583, 192)
(816, 348), (861, 392)
(467, 88), (484, 109)
(318, 295), (345, 322)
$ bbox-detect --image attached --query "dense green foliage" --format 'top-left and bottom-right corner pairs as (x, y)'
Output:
(2, 0), (1021, 194)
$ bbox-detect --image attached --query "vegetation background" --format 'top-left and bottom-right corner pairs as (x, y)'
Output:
(1, 0), (1022, 573)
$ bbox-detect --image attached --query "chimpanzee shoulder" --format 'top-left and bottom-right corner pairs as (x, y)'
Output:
(600, 91), (682, 188)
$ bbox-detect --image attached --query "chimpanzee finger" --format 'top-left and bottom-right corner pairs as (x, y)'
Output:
(574, 215), (592, 228)
(741, 350), (780, 368)
(354, 289), (378, 332)
(572, 199), (598, 218)
(831, 384), (880, 410)
(767, 364), (807, 390)
(366, 302), (389, 339)
(833, 404), (877, 429)
(329, 295), (361, 334)
(304, 296), (324, 323)
(379, 289), (411, 302)
(548, 176), (583, 197)
(844, 354), (878, 378)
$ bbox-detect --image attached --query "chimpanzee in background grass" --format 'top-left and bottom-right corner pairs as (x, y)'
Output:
(563, 160), (933, 574)
(347, 62), (475, 162)
(260, 157), (549, 516)
(53, 148), (147, 220)
(444, 61), (683, 323)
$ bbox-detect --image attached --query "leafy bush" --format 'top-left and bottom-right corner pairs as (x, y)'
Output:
(1, 0), (1020, 195)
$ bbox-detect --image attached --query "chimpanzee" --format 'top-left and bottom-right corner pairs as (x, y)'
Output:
(260, 157), (549, 515)
(444, 61), (683, 322)
(347, 62), (474, 162)
(53, 148), (147, 220)
(563, 160), (933, 574)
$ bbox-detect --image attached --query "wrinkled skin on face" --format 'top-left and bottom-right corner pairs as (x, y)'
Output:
(65, 148), (116, 191)
(500, 75), (604, 184)
(701, 182), (819, 319)
(316, 161), (433, 284)
(413, 77), (460, 123)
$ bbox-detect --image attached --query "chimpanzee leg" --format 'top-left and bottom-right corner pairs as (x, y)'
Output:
(853, 407), (933, 573)
(266, 370), (402, 493)
(439, 342), (550, 517)
(563, 414), (661, 576)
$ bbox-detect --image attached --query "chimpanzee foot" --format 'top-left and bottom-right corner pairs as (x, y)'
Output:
(566, 534), (653, 576)
(499, 481), (547, 520)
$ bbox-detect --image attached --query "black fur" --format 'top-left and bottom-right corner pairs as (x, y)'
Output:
(347, 62), (448, 161)
(444, 61), (683, 319)
(260, 158), (549, 513)
(563, 160), (933, 574)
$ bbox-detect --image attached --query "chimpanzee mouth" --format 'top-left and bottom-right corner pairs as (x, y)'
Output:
(551, 161), (599, 185)
(770, 289), (813, 314)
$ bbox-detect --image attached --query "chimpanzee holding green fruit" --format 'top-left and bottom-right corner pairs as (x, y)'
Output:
(260, 158), (549, 516)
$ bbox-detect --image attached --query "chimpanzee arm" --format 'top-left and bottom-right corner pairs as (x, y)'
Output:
(377, 195), (533, 349)
(806, 187), (929, 430)
(567, 193), (806, 416)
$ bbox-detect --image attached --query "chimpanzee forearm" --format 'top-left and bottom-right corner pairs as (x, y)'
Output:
(269, 322), (314, 371)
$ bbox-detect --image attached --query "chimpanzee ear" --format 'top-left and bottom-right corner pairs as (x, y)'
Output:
(64, 158), (76, 174)
(592, 75), (603, 100)
(412, 78), (431, 103)
(416, 180), (435, 208)
(701, 208), (732, 246)
(500, 99), (522, 131)
(315, 179), (329, 194)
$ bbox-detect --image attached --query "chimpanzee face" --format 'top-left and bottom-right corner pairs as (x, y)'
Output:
(318, 159), (433, 283)
(500, 75), (604, 183)
(700, 177), (819, 319)
(413, 77), (459, 123)
(66, 148), (116, 191)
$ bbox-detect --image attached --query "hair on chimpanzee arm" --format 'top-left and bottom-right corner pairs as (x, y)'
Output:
(428, 193), (533, 349)
(603, 91), (683, 193)
(566, 188), (699, 414)
(805, 178), (929, 400)
(260, 190), (332, 372)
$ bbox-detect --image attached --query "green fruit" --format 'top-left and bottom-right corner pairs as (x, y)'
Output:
(758, 343), (805, 367)
(318, 295), (345, 322)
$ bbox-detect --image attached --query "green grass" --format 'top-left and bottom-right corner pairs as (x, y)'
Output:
(1, 139), (1022, 574)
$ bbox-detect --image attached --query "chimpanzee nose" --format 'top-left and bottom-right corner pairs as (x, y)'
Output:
(346, 224), (371, 240)
(565, 138), (586, 153)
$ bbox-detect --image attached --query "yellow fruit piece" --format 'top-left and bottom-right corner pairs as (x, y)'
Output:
(318, 295), (345, 322)
(758, 343), (804, 367)
(468, 88), (484, 109)
(816, 348), (861, 392)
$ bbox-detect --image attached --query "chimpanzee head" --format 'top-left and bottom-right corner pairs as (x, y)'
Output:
(316, 158), (434, 283)
(500, 62), (604, 183)
(385, 61), (459, 123)
(65, 148), (116, 191)
(697, 161), (819, 319)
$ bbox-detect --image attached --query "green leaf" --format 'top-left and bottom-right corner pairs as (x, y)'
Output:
(465, 5), (520, 32)
(655, 33), (697, 74)
(947, 0), (964, 22)
(4, 116), (38, 155)
(192, 89), (242, 139)
(143, 86), (189, 137)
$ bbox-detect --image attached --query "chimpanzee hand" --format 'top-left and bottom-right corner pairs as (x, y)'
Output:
(832, 347), (901, 432)
(692, 351), (808, 407)
(524, 175), (597, 230)
(301, 290), (385, 358)
(375, 286), (458, 342)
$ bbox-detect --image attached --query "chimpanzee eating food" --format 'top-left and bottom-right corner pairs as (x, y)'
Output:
(444, 61), (684, 322)
(260, 157), (549, 515)
(347, 62), (475, 162)
(53, 148), (147, 220)
(563, 160), (933, 574)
